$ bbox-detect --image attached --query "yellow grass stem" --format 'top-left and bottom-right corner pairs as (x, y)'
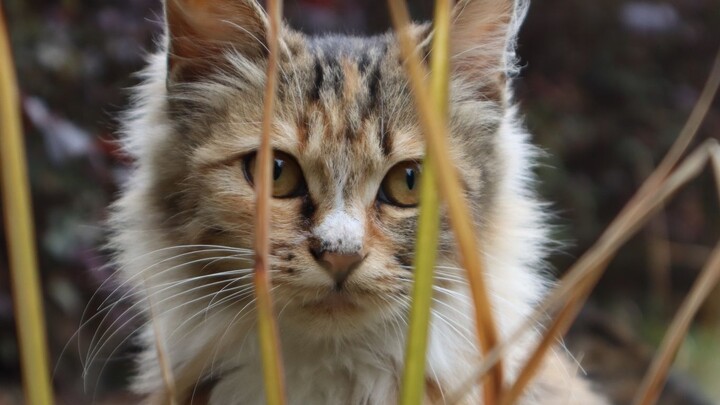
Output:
(0, 9), (55, 405)
(252, 0), (286, 404)
(387, 1), (502, 403)
(399, 0), (450, 403)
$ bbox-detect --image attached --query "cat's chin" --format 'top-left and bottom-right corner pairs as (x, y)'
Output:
(276, 287), (401, 339)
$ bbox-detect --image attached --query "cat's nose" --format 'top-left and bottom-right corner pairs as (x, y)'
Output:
(311, 248), (366, 285)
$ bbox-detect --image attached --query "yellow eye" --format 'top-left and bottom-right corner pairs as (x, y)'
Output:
(379, 161), (421, 207)
(244, 151), (307, 198)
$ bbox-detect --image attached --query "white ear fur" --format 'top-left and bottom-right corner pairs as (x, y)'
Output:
(450, 0), (528, 89)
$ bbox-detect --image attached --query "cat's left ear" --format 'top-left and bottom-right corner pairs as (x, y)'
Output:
(449, 0), (528, 99)
(164, 0), (269, 82)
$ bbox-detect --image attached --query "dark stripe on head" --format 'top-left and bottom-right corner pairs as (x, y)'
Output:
(358, 54), (371, 75)
(297, 116), (309, 151)
(310, 59), (323, 101)
(366, 64), (381, 113)
(362, 43), (385, 119)
(380, 122), (392, 156)
(326, 64), (344, 98)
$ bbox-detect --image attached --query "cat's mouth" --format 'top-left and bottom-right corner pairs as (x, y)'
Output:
(301, 290), (361, 314)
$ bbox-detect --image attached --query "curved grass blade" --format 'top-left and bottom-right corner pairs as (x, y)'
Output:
(387, 1), (502, 403)
(0, 8), (55, 405)
(632, 143), (720, 405)
(448, 46), (720, 405)
(496, 47), (720, 404)
(399, 0), (450, 403)
(146, 282), (178, 405)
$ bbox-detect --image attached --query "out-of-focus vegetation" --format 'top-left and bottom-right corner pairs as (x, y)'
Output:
(0, 0), (718, 403)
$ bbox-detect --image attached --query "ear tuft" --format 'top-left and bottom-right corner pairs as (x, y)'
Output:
(450, 0), (528, 97)
(165, 0), (269, 82)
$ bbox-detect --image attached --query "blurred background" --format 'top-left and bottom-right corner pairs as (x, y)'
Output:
(1, 0), (719, 403)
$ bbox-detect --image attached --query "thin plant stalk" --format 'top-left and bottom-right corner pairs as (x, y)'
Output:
(0, 8), (55, 405)
(636, 49), (720, 197)
(631, 145), (720, 405)
(252, 0), (286, 404)
(498, 258), (610, 405)
(494, 138), (718, 404)
(453, 143), (719, 405)
(448, 47), (720, 404)
(146, 283), (178, 405)
(387, 1), (503, 403)
(495, 48), (720, 403)
(399, 0), (450, 403)
(632, 243), (720, 405)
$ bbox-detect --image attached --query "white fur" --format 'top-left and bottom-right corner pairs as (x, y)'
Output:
(313, 208), (365, 253)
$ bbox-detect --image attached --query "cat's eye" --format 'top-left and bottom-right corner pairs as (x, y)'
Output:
(243, 151), (307, 198)
(378, 161), (421, 208)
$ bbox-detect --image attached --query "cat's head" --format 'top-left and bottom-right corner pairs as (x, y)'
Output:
(120, 0), (534, 339)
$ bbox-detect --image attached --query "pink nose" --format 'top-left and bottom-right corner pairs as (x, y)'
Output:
(313, 250), (365, 285)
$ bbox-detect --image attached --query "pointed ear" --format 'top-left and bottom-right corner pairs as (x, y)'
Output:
(450, 0), (527, 98)
(165, 0), (269, 81)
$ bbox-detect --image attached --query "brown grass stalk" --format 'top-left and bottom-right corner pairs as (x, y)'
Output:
(386, 1), (503, 403)
(631, 142), (720, 405)
(637, 49), (720, 197)
(149, 332), (231, 404)
(146, 284), (178, 405)
(495, 139), (719, 403)
(632, 242), (720, 405)
(252, 0), (287, 404)
(449, 46), (720, 403)
(0, 8), (55, 405)
(498, 257), (610, 405)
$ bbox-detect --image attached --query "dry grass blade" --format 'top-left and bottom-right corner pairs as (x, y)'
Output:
(632, 243), (720, 405)
(449, 46), (720, 404)
(399, 0), (450, 403)
(387, 0), (502, 403)
(146, 283), (178, 405)
(498, 257), (610, 405)
(150, 333), (230, 404)
(252, 0), (286, 404)
(0, 8), (55, 405)
(632, 142), (720, 405)
(638, 49), (720, 196)
(494, 140), (717, 404)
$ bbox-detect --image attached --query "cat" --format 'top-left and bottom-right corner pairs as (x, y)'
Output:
(109, 0), (609, 403)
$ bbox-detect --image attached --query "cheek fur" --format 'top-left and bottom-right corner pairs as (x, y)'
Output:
(370, 204), (419, 268)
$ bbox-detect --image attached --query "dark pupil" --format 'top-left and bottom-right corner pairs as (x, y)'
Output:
(405, 168), (415, 190)
(273, 159), (284, 181)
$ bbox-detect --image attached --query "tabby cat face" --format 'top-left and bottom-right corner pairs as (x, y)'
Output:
(155, 0), (515, 335)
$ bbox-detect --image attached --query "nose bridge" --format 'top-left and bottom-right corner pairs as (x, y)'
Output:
(313, 205), (365, 254)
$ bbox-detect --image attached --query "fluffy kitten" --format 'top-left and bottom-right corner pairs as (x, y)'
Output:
(110, 0), (608, 403)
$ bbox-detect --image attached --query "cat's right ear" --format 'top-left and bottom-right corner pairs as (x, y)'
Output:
(164, 0), (269, 82)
